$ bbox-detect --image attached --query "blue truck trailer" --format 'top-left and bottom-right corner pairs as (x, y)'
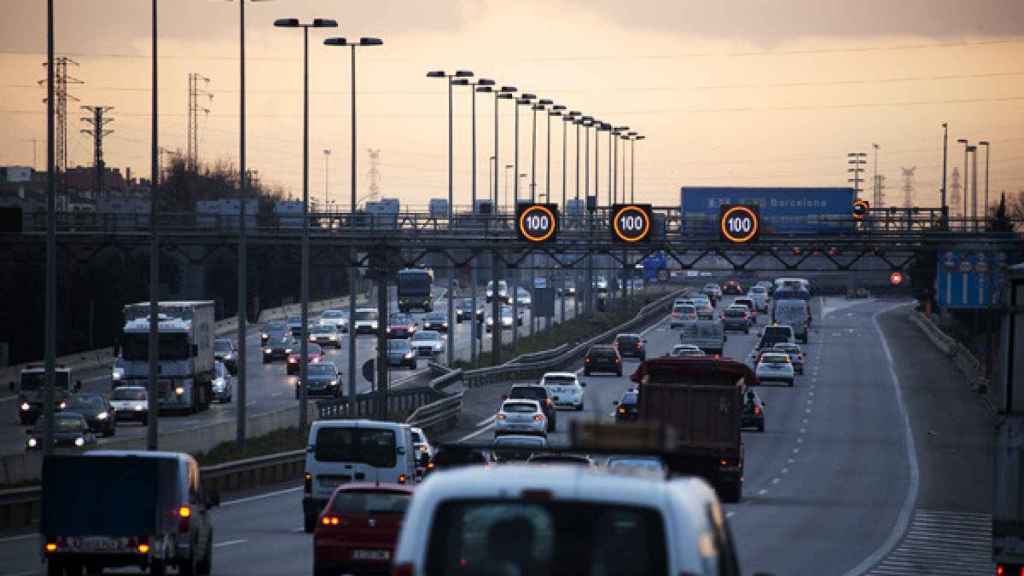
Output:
(679, 187), (856, 235)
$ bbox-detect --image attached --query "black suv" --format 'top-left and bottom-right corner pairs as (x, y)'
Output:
(584, 345), (623, 376)
(613, 389), (639, 422)
(506, 385), (557, 432)
(613, 333), (646, 361)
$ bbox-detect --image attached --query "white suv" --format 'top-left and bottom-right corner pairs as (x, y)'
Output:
(392, 465), (742, 576)
(539, 371), (585, 410)
(318, 309), (348, 332)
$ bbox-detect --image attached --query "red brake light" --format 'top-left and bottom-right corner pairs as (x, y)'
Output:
(496, 413), (506, 420)
(398, 474), (407, 485)
(754, 406), (762, 416)
(995, 565), (1004, 576)
(533, 414), (543, 422)
(321, 515), (341, 526)
(176, 505), (191, 532)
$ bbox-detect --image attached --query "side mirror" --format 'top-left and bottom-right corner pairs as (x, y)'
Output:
(612, 400), (619, 406)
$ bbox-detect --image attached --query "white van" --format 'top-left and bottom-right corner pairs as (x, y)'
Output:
(302, 419), (418, 532)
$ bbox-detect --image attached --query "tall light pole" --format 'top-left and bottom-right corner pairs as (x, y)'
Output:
(322, 149), (331, 210)
(491, 87), (516, 207)
(146, 0), (160, 451)
(427, 69), (474, 366)
(957, 139), (970, 229)
(969, 144), (978, 231)
(979, 140), (991, 226)
(872, 143), (880, 208)
(941, 122), (949, 226)
(513, 94), (535, 207)
(324, 36), (382, 404)
(559, 109), (574, 213)
(503, 164), (513, 212)
(531, 99), (551, 202)
(275, 17), (338, 431)
(546, 104), (564, 204)
(43, 0), (56, 454)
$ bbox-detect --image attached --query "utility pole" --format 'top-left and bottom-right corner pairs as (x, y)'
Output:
(847, 152), (867, 198)
(941, 123), (949, 223)
(80, 105), (114, 197)
(40, 56), (82, 210)
(186, 73), (212, 171)
(322, 149), (331, 211)
(872, 143), (881, 208)
(900, 167), (916, 209)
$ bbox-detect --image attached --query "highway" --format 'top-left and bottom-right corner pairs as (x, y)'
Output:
(0, 291), (578, 456)
(0, 295), (997, 575)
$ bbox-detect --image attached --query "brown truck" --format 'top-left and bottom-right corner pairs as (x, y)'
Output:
(630, 356), (759, 503)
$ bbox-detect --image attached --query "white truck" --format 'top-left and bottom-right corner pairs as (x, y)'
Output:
(119, 301), (215, 413)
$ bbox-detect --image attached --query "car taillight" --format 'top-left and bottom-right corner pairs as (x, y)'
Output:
(45, 543), (57, 553)
(617, 406), (626, 414)
(398, 474), (407, 484)
(137, 542), (151, 554)
(585, 357), (591, 363)
(321, 515), (342, 527)
(719, 458), (729, 467)
(304, 472), (312, 493)
(615, 358), (621, 364)
(533, 414), (543, 422)
(496, 413), (506, 420)
(995, 565), (1004, 576)
(391, 563), (414, 576)
(176, 505), (191, 532)
(754, 406), (762, 416)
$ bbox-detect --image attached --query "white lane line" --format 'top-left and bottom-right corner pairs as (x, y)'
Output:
(475, 415), (496, 428)
(841, 302), (919, 576)
(221, 486), (303, 507)
(0, 533), (37, 543)
(758, 489), (767, 496)
(290, 527), (305, 533)
(246, 401), (256, 407)
(799, 428), (806, 434)
(797, 437), (804, 444)
(771, 478), (780, 485)
(1, 570), (41, 576)
(271, 392), (282, 398)
(787, 458), (795, 464)
(792, 447), (800, 454)
(805, 408), (812, 414)
(0, 394), (17, 403)
(726, 511), (736, 518)
(802, 418), (808, 424)
(457, 421), (496, 443)
(782, 467), (789, 474)
(214, 539), (248, 548)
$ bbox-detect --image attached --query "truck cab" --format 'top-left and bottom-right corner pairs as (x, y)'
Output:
(17, 365), (73, 426)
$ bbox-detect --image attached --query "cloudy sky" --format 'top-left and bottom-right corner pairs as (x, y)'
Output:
(1, 0), (1022, 211)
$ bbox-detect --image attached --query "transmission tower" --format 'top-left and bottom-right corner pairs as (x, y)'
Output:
(847, 152), (867, 198)
(187, 73), (213, 172)
(80, 106), (115, 196)
(900, 166), (916, 208)
(950, 167), (962, 217)
(367, 149), (382, 199)
(39, 57), (83, 195)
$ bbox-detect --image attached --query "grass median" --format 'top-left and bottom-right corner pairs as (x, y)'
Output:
(193, 426), (308, 467)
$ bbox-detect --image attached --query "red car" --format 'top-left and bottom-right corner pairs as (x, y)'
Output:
(287, 343), (324, 375)
(313, 484), (414, 576)
(386, 314), (418, 339)
(721, 279), (744, 295)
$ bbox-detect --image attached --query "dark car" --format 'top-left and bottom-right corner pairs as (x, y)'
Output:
(263, 334), (297, 363)
(287, 316), (305, 338)
(425, 445), (492, 477)
(25, 412), (97, 450)
(506, 384), (556, 432)
(421, 312), (449, 332)
(287, 343), (325, 375)
(613, 333), (646, 361)
(613, 389), (639, 422)
(721, 306), (752, 334)
(456, 298), (484, 324)
(261, 321), (287, 345)
(65, 393), (116, 437)
(721, 279), (744, 295)
(296, 362), (342, 399)
(313, 484), (414, 576)
(386, 339), (418, 369)
(742, 389), (766, 432)
(213, 338), (238, 374)
(387, 314), (418, 339)
(584, 345), (622, 376)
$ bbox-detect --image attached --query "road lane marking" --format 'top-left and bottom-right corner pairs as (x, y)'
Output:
(0, 533), (36, 543)
(214, 539), (248, 548)
(475, 415), (496, 428)
(221, 486), (303, 507)
(781, 467), (789, 474)
(841, 302), (919, 576)
(792, 448), (800, 454)
(771, 478), (780, 485)
(757, 489), (767, 496)
(787, 458), (795, 464)
(457, 421), (495, 443)
(1, 570), (41, 576)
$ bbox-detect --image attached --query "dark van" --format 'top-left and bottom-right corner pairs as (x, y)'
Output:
(41, 451), (217, 576)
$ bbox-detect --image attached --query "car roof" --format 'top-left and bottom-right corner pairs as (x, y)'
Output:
(330, 483), (414, 495)
(542, 372), (577, 379)
(310, 419), (409, 433)
(85, 450), (197, 467)
(761, 352), (789, 360)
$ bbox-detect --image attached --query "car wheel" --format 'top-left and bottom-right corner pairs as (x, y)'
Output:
(583, 369), (591, 376)
(744, 328), (749, 334)
(262, 356), (270, 364)
(788, 379), (794, 387)
(197, 533), (213, 576)
(576, 403), (584, 412)
(141, 415), (148, 426)
(617, 369), (623, 377)
(105, 426), (115, 438)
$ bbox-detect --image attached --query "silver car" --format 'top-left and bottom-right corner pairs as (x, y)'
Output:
(211, 361), (233, 403)
(318, 309), (349, 332)
(109, 386), (148, 424)
(410, 330), (445, 357)
(494, 399), (547, 437)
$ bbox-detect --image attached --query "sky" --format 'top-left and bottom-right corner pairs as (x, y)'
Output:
(1, 0), (1023, 212)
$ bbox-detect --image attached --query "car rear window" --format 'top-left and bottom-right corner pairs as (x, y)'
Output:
(314, 427), (396, 468)
(503, 402), (538, 413)
(425, 501), (667, 576)
(111, 388), (146, 401)
(616, 336), (639, 345)
(329, 491), (410, 515)
(735, 299), (754, 308)
(762, 354), (789, 364)
(542, 376), (576, 386)
(509, 387), (546, 400)
(725, 309), (747, 318)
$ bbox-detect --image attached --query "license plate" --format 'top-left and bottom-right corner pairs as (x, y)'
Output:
(352, 549), (390, 561)
(65, 537), (131, 553)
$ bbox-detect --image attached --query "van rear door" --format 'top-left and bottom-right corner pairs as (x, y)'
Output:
(311, 425), (401, 499)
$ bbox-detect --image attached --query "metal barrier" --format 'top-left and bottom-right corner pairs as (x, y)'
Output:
(405, 392), (464, 435)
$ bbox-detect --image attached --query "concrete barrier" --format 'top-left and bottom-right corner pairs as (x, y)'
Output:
(910, 310), (992, 399)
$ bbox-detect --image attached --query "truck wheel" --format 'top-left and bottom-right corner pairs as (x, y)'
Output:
(197, 533), (212, 575)
(179, 551), (197, 576)
(616, 369), (623, 377)
(719, 481), (742, 503)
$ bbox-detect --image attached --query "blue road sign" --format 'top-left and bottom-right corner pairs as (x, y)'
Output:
(936, 250), (1005, 309)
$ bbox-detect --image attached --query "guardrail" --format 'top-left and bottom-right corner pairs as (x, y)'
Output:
(910, 311), (991, 397)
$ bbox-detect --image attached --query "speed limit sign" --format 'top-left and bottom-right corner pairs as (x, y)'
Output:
(516, 203), (559, 243)
(610, 204), (652, 243)
(719, 205), (760, 244)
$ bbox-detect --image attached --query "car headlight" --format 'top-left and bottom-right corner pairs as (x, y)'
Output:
(20, 402), (30, 411)
(329, 335), (337, 340)
(74, 437), (85, 447)
(59, 401), (66, 410)
(27, 437), (38, 448)
(261, 332), (268, 339)
(135, 405), (145, 412)
(486, 318), (493, 325)
(97, 411), (109, 421)
(174, 386), (185, 396)
(112, 371), (122, 381)
(329, 380), (338, 386)
(264, 348), (272, 354)
(404, 352), (413, 359)
(285, 349), (293, 354)
(309, 336), (316, 341)
(212, 379), (224, 391)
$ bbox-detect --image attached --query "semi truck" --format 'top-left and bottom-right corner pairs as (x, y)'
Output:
(16, 364), (74, 425)
(119, 301), (215, 414)
(397, 268), (434, 313)
(631, 356), (758, 502)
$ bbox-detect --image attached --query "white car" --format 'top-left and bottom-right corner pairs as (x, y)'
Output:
(756, 352), (795, 386)
(670, 344), (706, 358)
(111, 357), (125, 384)
(539, 371), (586, 411)
(410, 330), (445, 357)
(352, 308), (379, 334)
(391, 465), (741, 576)
(108, 385), (148, 424)
(494, 399), (547, 437)
(318, 309), (348, 332)
(747, 286), (770, 312)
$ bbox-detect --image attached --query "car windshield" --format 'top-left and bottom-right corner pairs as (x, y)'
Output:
(751, 286), (767, 293)
(111, 388), (146, 401)
(391, 315), (413, 325)
(314, 427), (396, 467)
(389, 340), (411, 352)
(214, 340), (232, 353)
(287, 317), (301, 325)
(20, 371), (71, 391)
(616, 336), (639, 345)
(736, 300), (754, 307)
(425, 501), (667, 576)
(509, 387), (546, 401)
(542, 376), (576, 386)
(52, 415), (85, 432)
(725, 308), (747, 317)
(620, 392), (638, 405)
(307, 364), (337, 378)
(607, 457), (665, 472)
(503, 402), (538, 413)
(330, 491), (411, 515)
(413, 331), (439, 341)
(322, 310), (344, 319)
(67, 395), (104, 410)
(493, 436), (546, 448)
(311, 325), (334, 333)
(762, 354), (790, 364)
(354, 310), (378, 321)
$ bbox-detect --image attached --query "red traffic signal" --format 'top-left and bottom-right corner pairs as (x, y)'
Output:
(889, 271), (904, 286)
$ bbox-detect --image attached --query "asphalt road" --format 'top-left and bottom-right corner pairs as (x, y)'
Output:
(0, 292), (578, 456)
(0, 294), (998, 575)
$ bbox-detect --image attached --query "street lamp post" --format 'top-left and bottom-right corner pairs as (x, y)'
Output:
(427, 69), (474, 366)
(941, 123), (949, 227)
(979, 141), (991, 227)
(503, 164), (513, 212)
(493, 87), (516, 207)
(44, 0), (56, 454)
(324, 36), (383, 405)
(275, 17), (338, 431)
(969, 145), (978, 232)
(957, 138), (970, 230)
(146, 0), (160, 451)
(322, 149), (330, 210)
